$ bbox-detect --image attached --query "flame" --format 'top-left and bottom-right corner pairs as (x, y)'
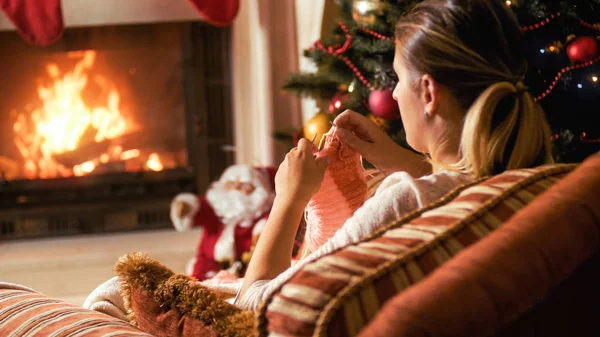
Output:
(73, 160), (96, 177)
(13, 50), (128, 179)
(146, 153), (163, 172)
(120, 149), (140, 161)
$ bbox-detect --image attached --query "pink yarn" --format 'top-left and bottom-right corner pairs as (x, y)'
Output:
(305, 127), (368, 253)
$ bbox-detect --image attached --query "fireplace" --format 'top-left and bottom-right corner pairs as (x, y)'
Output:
(0, 22), (234, 240)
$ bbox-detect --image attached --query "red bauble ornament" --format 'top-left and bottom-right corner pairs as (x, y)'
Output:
(566, 36), (599, 63)
(188, 0), (240, 26)
(328, 92), (349, 114)
(368, 89), (400, 120)
(292, 129), (303, 147)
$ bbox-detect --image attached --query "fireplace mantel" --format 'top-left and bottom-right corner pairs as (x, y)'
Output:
(0, 0), (202, 31)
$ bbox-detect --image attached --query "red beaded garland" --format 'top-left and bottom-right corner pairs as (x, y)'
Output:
(580, 130), (600, 144)
(311, 22), (372, 87)
(358, 26), (394, 41)
(580, 19), (600, 31)
(522, 12), (560, 31)
(533, 55), (600, 101)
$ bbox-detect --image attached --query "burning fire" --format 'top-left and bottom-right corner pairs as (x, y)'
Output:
(13, 50), (130, 179)
(146, 153), (164, 172)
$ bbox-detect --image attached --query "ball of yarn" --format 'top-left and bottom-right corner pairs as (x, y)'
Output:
(304, 127), (368, 254)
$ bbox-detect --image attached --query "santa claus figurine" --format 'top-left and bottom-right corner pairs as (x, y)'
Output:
(170, 164), (277, 281)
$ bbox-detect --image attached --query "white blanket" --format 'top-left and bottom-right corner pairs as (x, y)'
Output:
(83, 275), (243, 321)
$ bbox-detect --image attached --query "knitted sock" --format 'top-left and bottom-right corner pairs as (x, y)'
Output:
(304, 127), (368, 253)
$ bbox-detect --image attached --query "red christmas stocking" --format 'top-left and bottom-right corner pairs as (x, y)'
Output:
(0, 0), (64, 46)
(187, 0), (240, 27)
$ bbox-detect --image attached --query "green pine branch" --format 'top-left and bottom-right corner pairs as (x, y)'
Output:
(283, 73), (341, 98)
(352, 35), (395, 54)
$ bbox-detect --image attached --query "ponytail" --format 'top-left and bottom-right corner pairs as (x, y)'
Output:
(456, 82), (553, 178)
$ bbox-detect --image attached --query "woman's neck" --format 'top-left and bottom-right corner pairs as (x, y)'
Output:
(429, 141), (461, 174)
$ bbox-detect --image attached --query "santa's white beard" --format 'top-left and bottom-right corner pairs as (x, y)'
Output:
(206, 182), (274, 227)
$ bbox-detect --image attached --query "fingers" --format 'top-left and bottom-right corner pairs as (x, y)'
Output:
(336, 128), (372, 154)
(297, 137), (316, 155)
(333, 110), (374, 143)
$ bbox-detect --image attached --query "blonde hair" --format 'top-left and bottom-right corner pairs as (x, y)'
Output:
(395, 0), (553, 178)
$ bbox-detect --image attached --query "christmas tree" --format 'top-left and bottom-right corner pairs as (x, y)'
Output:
(281, 0), (600, 163)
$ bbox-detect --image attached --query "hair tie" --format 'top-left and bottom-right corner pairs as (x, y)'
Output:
(514, 81), (529, 95)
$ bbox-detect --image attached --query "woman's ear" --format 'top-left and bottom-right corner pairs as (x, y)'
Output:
(420, 74), (439, 116)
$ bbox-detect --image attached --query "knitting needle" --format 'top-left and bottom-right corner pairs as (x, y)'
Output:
(318, 135), (326, 151)
(311, 133), (319, 159)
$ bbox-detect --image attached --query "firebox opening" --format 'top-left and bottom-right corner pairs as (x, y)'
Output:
(0, 22), (234, 241)
(0, 24), (188, 181)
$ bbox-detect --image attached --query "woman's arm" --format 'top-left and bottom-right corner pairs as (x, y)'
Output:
(238, 196), (305, 299)
(238, 138), (330, 302)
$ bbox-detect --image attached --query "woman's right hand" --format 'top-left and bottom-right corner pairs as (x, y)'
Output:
(334, 110), (406, 174)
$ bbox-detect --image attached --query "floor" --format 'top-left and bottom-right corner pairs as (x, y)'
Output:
(0, 228), (201, 306)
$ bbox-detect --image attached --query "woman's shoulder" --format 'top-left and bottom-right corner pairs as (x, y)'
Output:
(374, 169), (472, 206)
(378, 169), (470, 191)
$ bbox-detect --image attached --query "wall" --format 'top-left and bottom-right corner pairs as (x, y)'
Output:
(0, 0), (202, 30)
(232, 0), (304, 166)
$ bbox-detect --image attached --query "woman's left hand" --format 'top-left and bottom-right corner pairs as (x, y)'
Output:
(274, 138), (330, 206)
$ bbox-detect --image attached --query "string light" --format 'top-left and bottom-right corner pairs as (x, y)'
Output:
(539, 41), (563, 54)
(505, 0), (512, 6)
(348, 80), (356, 93)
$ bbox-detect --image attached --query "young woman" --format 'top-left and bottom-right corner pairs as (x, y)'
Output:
(237, 0), (553, 310)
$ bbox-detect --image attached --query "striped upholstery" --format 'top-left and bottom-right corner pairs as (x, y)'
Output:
(257, 164), (575, 337)
(0, 286), (150, 337)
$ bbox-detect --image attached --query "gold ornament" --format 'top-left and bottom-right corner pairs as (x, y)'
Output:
(368, 113), (389, 131)
(338, 83), (349, 92)
(241, 251), (252, 265)
(352, 0), (385, 26)
(304, 112), (333, 146)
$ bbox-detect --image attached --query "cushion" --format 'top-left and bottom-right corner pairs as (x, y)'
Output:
(114, 252), (255, 337)
(360, 152), (600, 337)
(0, 283), (150, 337)
(257, 163), (576, 337)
